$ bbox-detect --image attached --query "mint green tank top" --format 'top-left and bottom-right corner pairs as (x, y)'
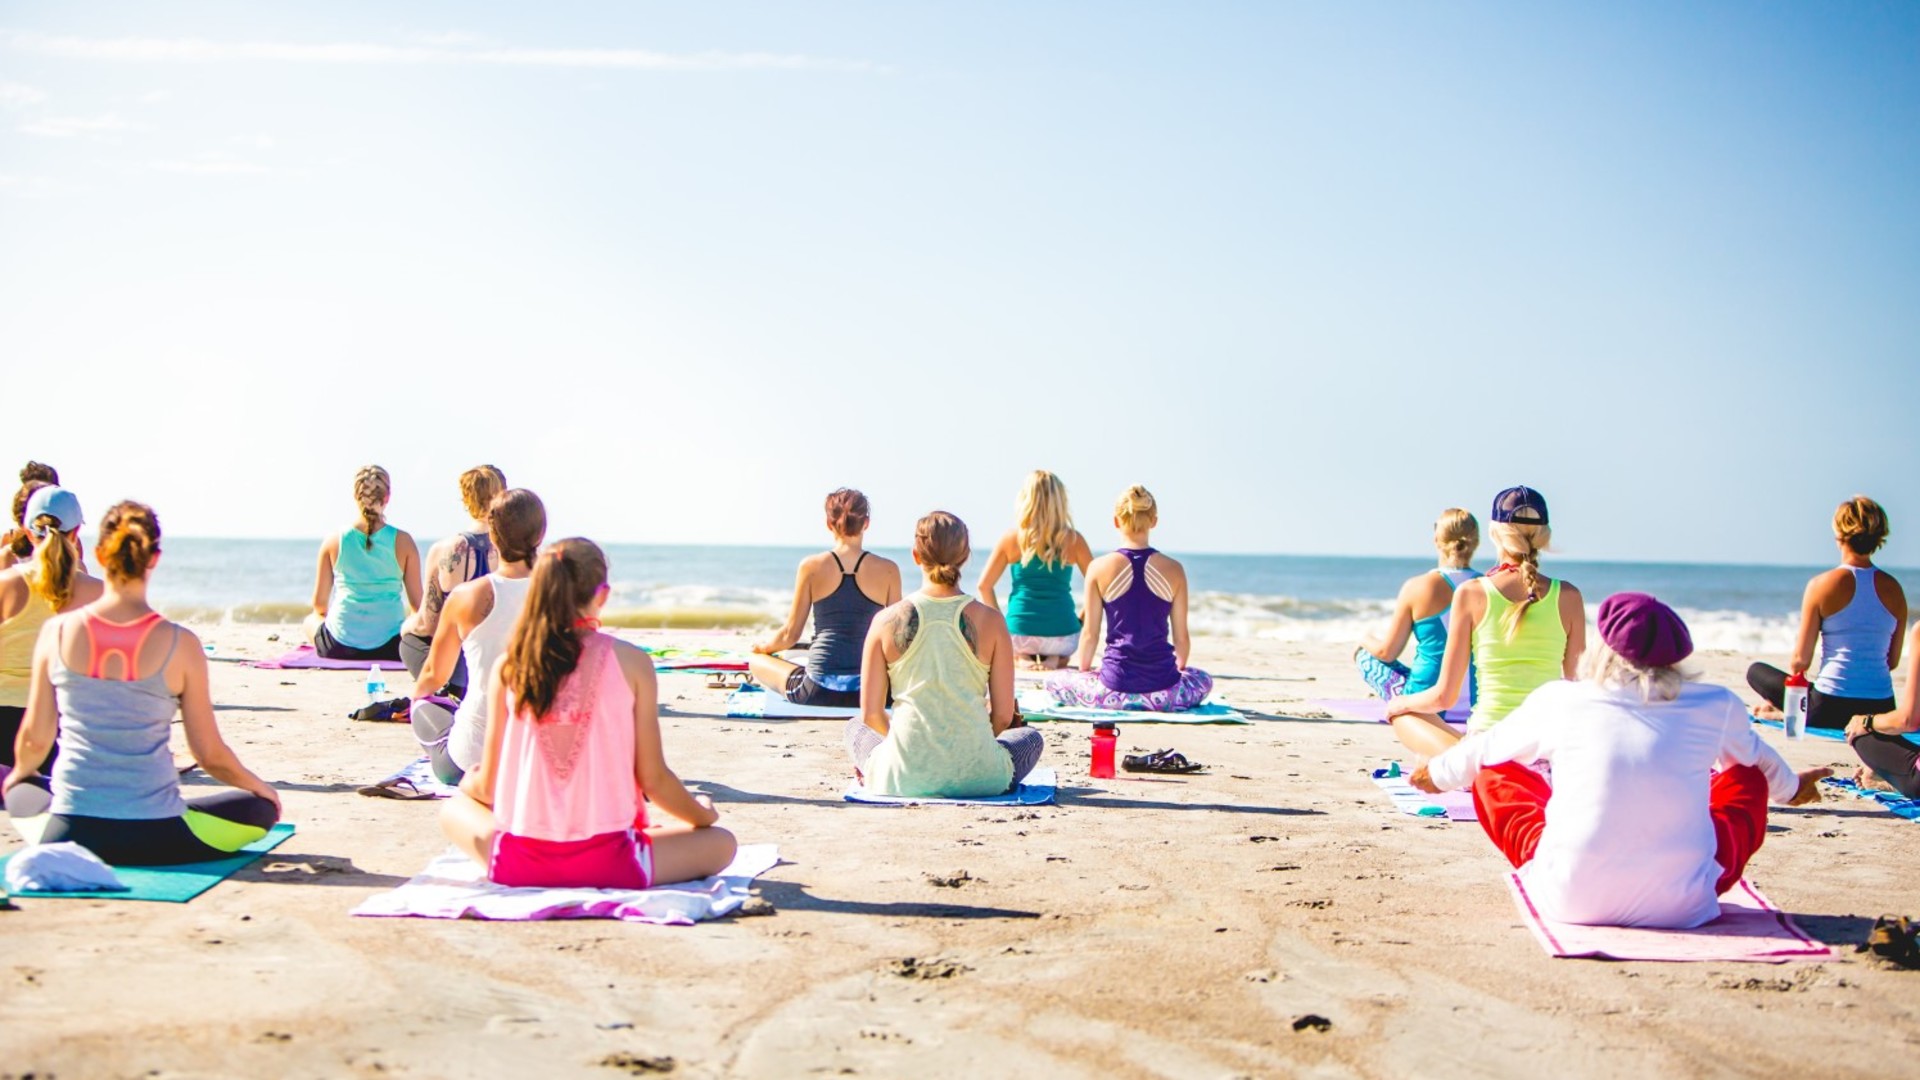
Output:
(864, 594), (1014, 799)
(1467, 578), (1566, 732)
(325, 525), (404, 649)
(1005, 555), (1079, 638)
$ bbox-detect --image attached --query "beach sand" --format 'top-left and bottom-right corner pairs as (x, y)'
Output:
(2, 627), (1915, 1078)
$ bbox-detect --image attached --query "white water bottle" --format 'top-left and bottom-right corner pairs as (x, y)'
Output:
(366, 662), (387, 703)
(1782, 671), (1809, 741)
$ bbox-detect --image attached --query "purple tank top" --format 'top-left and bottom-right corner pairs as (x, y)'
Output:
(1098, 548), (1180, 693)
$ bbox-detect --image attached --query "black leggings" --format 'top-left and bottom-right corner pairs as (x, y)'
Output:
(0, 704), (56, 771)
(314, 624), (402, 663)
(1746, 663), (1894, 731)
(4, 782), (279, 866)
(1852, 731), (1920, 799)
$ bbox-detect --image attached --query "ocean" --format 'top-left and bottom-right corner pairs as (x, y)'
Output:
(137, 539), (1904, 656)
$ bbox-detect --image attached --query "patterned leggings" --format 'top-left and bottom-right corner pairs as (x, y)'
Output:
(1043, 668), (1214, 712)
(844, 719), (1046, 789)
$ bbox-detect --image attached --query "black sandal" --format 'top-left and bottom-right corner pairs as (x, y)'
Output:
(1122, 748), (1205, 774)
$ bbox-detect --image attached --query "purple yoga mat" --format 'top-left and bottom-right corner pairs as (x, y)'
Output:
(246, 645), (407, 671)
(1306, 697), (1472, 724)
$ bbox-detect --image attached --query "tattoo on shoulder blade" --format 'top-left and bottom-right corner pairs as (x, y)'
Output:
(892, 605), (919, 651)
(959, 611), (978, 650)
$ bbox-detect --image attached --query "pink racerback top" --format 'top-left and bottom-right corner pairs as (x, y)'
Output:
(492, 633), (646, 842)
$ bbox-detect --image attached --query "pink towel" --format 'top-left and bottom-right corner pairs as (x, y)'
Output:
(1506, 875), (1831, 962)
(245, 645), (407, 671)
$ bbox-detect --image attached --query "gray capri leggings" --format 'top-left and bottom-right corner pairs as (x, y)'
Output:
(844, 718), (1044, 792)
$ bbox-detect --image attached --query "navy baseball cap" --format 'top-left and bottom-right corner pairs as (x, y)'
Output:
(1491, 485), (1548, 525)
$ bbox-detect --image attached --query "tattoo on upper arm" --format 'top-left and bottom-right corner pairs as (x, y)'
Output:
(891, 605), (919, 651)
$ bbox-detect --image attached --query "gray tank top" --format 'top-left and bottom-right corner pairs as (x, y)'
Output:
(50, 624), (186, 820)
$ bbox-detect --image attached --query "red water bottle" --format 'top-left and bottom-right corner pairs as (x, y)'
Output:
(1090, 722), (1117, 779)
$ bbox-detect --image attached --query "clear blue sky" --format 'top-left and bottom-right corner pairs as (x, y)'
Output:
(2, 2), (1916, 566)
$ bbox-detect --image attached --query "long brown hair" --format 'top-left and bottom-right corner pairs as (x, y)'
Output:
(5, 480), (48, 561)
(96, 501), (162, 586)
(501, 538), (607, 719)
(353, 466), (390, 550)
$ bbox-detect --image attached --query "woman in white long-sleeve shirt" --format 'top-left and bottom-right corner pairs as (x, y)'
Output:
(1411, 592), (1829, 929)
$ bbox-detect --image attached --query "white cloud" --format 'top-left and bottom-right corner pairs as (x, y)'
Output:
(0, 172), (60, 197)
(148, 153), (272, 175)
(0, 81), (45, 107)
(18, 112), (128, 138)
(0, 30), (885, 72)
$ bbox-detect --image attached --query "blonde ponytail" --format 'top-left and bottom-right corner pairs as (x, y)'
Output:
(27, 515), (77, 610)
(1490, 522), (1551, 641)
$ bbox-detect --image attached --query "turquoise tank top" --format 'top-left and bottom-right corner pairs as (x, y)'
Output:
(1406, 566), (1481, 696)
(1005, 555), (1079, 638)
(325, 525), (404, 649)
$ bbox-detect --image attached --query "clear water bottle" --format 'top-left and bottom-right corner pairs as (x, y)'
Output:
(1782, 671), (1809, 741)
(366, 662), (387, 704)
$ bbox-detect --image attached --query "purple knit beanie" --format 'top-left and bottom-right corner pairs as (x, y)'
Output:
(1596, 592), (1693, 669)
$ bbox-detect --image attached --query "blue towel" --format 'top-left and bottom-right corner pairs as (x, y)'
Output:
(1821, 776), (1920, 821)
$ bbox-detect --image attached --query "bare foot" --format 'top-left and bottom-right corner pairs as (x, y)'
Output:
(1855, 766), (1896, 792)
(1752, 701), (1784, 720)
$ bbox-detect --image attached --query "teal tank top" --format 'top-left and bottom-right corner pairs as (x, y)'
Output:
(1406, 566), (1481, 695)
(1005, 555), (1079, 638)
(325, 525), (404, 649)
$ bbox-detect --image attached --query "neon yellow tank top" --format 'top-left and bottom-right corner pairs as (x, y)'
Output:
(1468, 578), (1567, 732)
(0, 594), (56, 707)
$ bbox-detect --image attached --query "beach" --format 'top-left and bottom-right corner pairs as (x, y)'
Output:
(3, 626), (1914, 1079)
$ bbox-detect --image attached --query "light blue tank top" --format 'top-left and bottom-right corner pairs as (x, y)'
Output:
(1816, 566), (1896, 699)
(1405, 567), (1481, 695)
(325, 524), (404, 649)
(50, 629), (186, 820)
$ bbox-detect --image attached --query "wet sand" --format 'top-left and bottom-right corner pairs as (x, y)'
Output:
(1, 628), (1915, 1078)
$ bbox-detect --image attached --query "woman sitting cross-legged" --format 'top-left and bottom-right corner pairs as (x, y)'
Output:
(3, 501), (282, 864)
(1846, 620), (1920, 799)
(1355, 507), (1482, 708)
(440, 539), (736, 889)
(749, 488), (902, 709)
(1410, 593), (1828, 928)
(974, 470), (1094, 670)
(409, 488), (546, 786)
(1043, 485), (1212, 712)
(846, 511), (1044, 798)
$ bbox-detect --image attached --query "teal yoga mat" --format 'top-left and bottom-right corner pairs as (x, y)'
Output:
(1, 823), (295, 903)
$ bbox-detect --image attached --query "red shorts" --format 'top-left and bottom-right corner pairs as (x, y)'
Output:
(490, 828), (654, 890)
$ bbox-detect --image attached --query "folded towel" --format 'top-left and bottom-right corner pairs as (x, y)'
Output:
(4, 842), (128, 893)
(351, 844), (779, 924)
(844, 767), (1058, 806)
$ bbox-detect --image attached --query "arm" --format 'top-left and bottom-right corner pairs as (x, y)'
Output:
(620, 643), (719, 827)
(174, 629), (279, 810)
(1386, 584), (1480, 717)
(395, 531), (424, 614)
(413, 585), (473, 699)
(754, 561), (812, 654)
(1789, 576), (1825, 675)
(1416, 692), (1556, 792)
(975, 603), (1016, 734)
(458, 660), (510, 806)
(1167, 560), (1193, 670)
(974, 533), (1016, 613)
(1362, 579), (1419, 663)
(1558, 581), (1586, 680)
(1885, 578), (1908, 672)
(2, 620), (63, 788)
(858, 607), (897, 736)
(309, 536), (336, 617)
(1719, 692), (1826, 805)
(1072, 569), (1105, 671)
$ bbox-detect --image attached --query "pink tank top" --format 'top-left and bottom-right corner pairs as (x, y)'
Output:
(492, 633), (645, 842)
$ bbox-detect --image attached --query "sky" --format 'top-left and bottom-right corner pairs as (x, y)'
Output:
(2, 2), (1916, 567)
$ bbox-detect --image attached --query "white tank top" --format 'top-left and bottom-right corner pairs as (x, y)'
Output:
(448, 574), (531, 772)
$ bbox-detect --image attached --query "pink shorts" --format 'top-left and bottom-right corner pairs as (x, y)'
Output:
(490, 828), (654, 890)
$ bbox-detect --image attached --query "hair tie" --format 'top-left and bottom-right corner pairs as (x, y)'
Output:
(573, 617), (601, 630)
